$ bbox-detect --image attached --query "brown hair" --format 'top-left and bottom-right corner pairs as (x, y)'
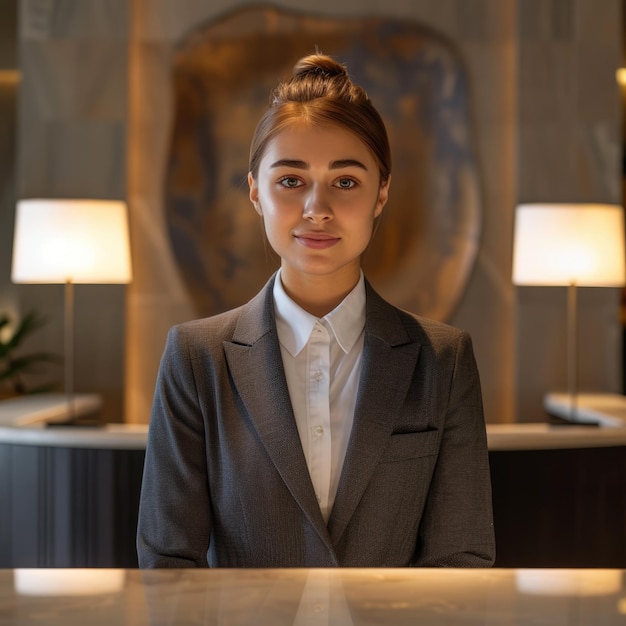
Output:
(248, 54), (391, 184)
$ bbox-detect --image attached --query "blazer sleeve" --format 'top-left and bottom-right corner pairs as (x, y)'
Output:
(137, 325), (212, 568)
(412, 331), (496, 567)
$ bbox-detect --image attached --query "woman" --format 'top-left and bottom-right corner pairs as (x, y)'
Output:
(137, 53), (495, 568)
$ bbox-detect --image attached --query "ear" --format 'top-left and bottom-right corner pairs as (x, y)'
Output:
(374, 175), (391, 218)
(248, 172), (262, 216)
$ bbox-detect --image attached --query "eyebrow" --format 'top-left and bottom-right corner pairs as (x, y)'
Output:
(269, 158), (368, 171)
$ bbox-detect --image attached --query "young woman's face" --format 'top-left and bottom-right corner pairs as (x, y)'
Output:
(248, 121), (389, 287)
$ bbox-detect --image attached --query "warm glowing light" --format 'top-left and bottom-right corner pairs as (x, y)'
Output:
(0, 70), (20, 84)
(516, 569), (623, 596)
(41, 238), (97, 278)
(14, 569), (125, 596)
(616, 68), (626, 86)
(11, 199), (132, 284)
(512, 204), (626, 287)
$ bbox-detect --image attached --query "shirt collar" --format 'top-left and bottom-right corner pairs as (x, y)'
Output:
(273, 270), (366, 357)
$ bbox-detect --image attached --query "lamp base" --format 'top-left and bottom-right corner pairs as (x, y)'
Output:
(45, 416), (101, 428)
(44, 405), (102, 428)
(546, 414), (601, 427)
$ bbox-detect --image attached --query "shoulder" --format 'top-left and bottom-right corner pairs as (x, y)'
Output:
(157, 308), (243, 368)
(364, 279), (469, 350)
(164, 276), (276, 355)
(398, 309), (476, 373)
(173, 306), (244, 342)
(400, 308), (466, 344)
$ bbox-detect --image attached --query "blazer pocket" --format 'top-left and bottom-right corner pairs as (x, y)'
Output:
(382, 430), (440, 462)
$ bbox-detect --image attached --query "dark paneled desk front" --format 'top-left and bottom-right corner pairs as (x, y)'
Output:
(1, 419), (625, 568)
(490, 445), (626, 567)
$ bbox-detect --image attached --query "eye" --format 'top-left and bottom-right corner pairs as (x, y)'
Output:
(278, 176), (303, 189)
(335, 178), (356, 190)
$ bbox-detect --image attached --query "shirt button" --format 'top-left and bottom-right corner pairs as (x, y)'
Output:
(314, 426), (324, 436)
(313, 371), (324, 381)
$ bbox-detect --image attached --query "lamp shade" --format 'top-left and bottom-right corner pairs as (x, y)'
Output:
(11, 199), (132, 284)
(512, 203), (626, 287)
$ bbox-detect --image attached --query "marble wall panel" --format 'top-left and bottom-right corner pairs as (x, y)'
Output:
(0, 0), (19, 325)
(19, 42), (127, 119)
(514, 0), (622, 421)
(518, 43), (576, 124)
(0, 1), (17, 68)
(577, 120), (622, 200)
(18, 120), (127, 199)
(18, 37), (128, 198)
(518, 0), (574, 41)
(15, 0), (130, 422)
(517, 123), (579, 200)
(20, 0), (129, 40)
(574, 0), (621, 43)
(515, 287), (622, 401)
(576, 43), (622, 121)
(454, 0), (511, 42)
(463, 41), (517, 124)
(518, 119), (620, 202)
(0, 76), (18, 320)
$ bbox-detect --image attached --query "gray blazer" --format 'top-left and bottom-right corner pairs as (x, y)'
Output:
(137, 275), (495, 568)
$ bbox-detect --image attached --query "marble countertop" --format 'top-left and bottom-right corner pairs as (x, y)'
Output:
(0, 393), (103, 427)
(2, 568), (625, 625)
(3, 393), (626, 450)
(0, 394), (147, 449)
(486, 422), (626, 450)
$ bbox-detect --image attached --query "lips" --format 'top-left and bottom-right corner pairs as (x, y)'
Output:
(294, 232), (340, 249)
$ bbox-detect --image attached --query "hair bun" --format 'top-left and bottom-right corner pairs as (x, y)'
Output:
(250, 52), (391, 184)
(291, 54), (348, 81)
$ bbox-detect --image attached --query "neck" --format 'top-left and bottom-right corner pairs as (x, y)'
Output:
(279, 266), (361, 318)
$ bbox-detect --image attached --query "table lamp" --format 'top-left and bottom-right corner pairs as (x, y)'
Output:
(11, 199), (132, 422)
(512, 203), (626, 421)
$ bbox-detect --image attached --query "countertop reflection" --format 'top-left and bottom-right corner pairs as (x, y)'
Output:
(1, 568), (625, 625)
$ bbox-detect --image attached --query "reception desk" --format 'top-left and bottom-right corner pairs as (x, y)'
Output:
(3, 568), (626, 625)
(1, 395), (626, 568)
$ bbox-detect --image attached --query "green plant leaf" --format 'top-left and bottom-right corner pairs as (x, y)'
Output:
(0, 310), (61, 396)
(0, 315), (10, 332)
(0, 353), (61, 381)
(5, 310), (50, 352)
(26, 383), (61, 394)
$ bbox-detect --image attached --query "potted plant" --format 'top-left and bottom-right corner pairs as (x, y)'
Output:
(0, 310), (61, 399)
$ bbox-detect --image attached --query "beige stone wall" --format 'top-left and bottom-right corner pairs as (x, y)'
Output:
(11, 0), (623, 424)
(14, 0), (130, 421)
(126, 0), (518, 423)
(515, 1), (623, 420)
(0, 1), (18, 324)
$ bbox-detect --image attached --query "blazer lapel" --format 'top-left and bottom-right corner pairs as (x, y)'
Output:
(222, 276), (334, 556)
(328, 283), (422, 545)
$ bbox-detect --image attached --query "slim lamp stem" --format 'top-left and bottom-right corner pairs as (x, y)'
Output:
(567, 282), (578, 420)
(64, 279), (74, 421)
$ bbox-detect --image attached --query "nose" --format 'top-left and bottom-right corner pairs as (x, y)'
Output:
(303, 185), (333, 223)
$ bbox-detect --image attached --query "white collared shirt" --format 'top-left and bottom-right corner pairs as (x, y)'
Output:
(273, 270), (366, 523)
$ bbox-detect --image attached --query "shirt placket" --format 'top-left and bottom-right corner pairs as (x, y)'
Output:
(307, 321), (332, 519)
